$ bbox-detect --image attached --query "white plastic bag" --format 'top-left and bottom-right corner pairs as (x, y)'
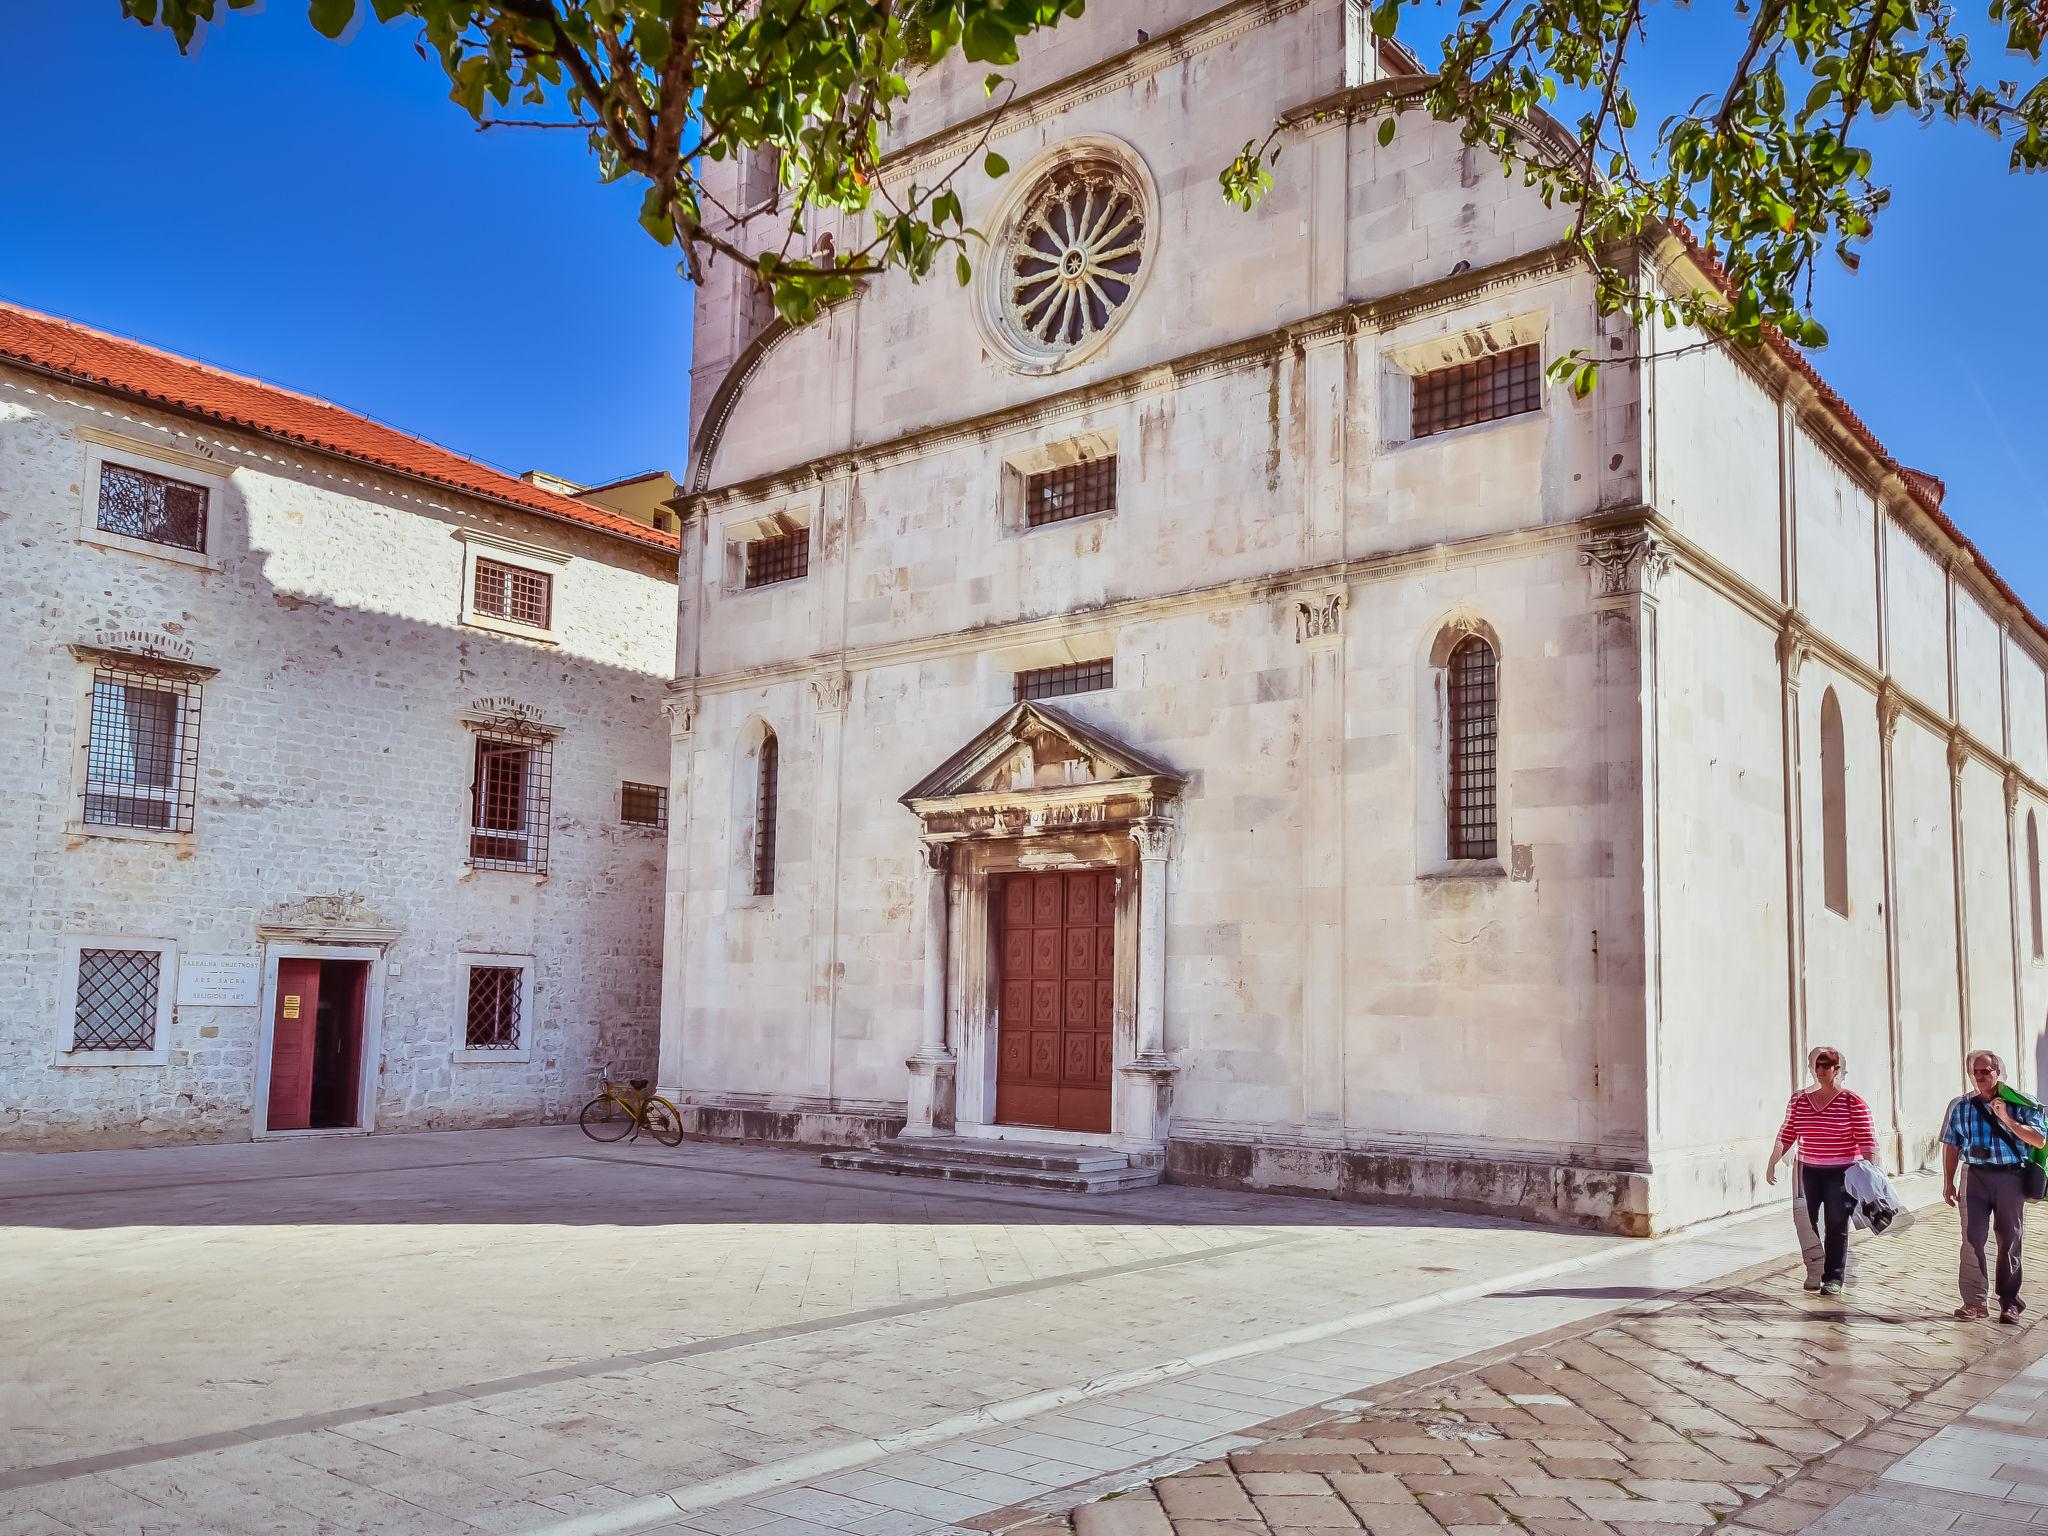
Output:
(1845, 1158), (1910, 1236)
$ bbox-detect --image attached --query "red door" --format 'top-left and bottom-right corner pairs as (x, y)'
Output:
(266, 958), (322, 1131)
(995, 870), (1115, 1133)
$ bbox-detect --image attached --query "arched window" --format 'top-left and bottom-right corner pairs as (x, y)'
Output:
(2030, 809), (2043, 961)
(1446, 635), (1498, 860)
(1819, 688), (1848, 916)
(753, 729), (779, 897)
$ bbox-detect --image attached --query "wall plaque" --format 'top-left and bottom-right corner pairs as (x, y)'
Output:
(175, 956), (262, 1008)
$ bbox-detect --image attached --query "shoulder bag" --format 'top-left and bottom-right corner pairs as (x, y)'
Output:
(1979, 1097), (2048, 1201)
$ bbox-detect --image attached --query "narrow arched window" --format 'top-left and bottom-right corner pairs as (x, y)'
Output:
(1820, 688), (1848, 916)
(753, 730), (779, 897)
(2030, 809), (2043, 961)
(1447, 635), (1498, 860)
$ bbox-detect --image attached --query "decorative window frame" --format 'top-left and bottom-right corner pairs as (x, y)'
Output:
(721, 502), (814, 594)
(1415, 615), (1508, 880)
(728, 717), (780, 907)
(63, 642), (217, 847)
(54, 935), (178, 1067)
(75, 428), (227, 572)
(999, 430), (1119, 538)
(457, 528), (568, 644)
(1382, 311), (1549, 451)
(456, 951), (535, 1064)
(459, 704), (563, 876)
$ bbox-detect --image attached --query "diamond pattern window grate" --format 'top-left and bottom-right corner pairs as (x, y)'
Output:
(621, 780), (666, 828)
(470, 732), (553, 871)
(474, 559), (553, 629)
(83, 665), (202, 833)
(466, 966), (524, 1050)
(1025, 456), (1116, 528)
(74, 948), (161, 1052)
(744, 529), (809, 588)
(1412, 344), (1542, 438)
(1447, 636), (1499, 859)
(97, 463), (208, 553)
(1014, 659), (1114, 702)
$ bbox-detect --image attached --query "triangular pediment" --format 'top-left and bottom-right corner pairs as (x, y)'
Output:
(902, 702), (1183, 806)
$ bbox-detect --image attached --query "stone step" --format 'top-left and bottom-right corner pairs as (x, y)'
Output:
(819, 1147), (1161, 1194)
(868, 1134), (1136, 1174)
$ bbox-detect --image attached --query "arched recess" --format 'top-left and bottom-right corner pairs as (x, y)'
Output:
(1418, 615), (1504, 871)
(2029, 808), (2043, 961)
(729, 718), (780, 901)
(1819, 687), (1848, 916)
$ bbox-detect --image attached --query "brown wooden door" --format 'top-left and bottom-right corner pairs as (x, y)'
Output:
(266, 958), (322, 1131)
(995, 869), (1115, 1133)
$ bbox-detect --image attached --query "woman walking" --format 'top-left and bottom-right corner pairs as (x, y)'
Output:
(1766, 1045), (1879, 1297)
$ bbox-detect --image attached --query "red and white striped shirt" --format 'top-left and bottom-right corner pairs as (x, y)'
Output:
(1776, 1089), (1879, 1167)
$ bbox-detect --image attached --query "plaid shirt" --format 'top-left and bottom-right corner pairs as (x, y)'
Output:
(1942, 1093), (2047, 1167)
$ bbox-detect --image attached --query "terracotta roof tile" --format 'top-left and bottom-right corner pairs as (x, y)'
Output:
(0, 302), (679, 554)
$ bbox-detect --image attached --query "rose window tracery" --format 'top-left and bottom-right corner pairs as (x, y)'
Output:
(997, 159), (1148, 366)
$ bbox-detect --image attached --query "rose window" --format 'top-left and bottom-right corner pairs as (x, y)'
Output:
(999, 160), (1148, 365)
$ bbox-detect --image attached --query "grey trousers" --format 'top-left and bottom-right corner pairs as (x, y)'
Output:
(1961, 1164), (2027, 1311)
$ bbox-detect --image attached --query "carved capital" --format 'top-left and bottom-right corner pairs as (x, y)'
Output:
(918, 838), (953, 875)
(809, 670), (853, 714)
(2007, 766), (2023, 816)
(1294, 590), (1346, 644)
(659, 687), (698, 736)
(1580, 527), (1671, 598)
(1776, 614), (1812, 686)
(1130, 817), (1175, 860)
(1877, 681), (1905, 745)
(1948, 730), (1970, 779)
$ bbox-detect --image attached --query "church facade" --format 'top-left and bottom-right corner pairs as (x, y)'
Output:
(659, 0), (2048, 1233)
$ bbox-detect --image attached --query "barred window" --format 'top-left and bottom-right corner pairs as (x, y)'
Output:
(97, 463), (208, 553)
(82, 666), (202, 833)
(1446, 636), (1498, 860)
(1014, 659), (1113, 702)
(1026, 455), (1116, 528)
(1412, 345), (1543, 438)
(621, 780), (667, 828)
(744, 528), (809, 589)
(470, 734), (553, 871)
(753, 731), (779, 897)
(465, 965), (524, 1051)
(474, 558), (554, 630)
(73, 948), (162, 1052)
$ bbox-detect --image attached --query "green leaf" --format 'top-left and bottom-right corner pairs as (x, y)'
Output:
(307, 0), (353, 38)
(956, 251), (973, 286)
(1378, 116), (1397, 146)
(984, 150), (1009, 178)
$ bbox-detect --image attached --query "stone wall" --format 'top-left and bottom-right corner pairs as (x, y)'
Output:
(0, 370), (676, 1148)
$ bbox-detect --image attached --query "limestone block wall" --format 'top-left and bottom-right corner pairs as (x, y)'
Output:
(0, 371), (675, 1148)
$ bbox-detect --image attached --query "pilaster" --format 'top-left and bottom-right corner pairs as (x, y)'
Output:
(1294, 588), (1347, 1135)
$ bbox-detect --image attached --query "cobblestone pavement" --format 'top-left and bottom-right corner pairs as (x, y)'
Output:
(0, 1127), (1866, 1535)
(1021, 1206), (2045, 1536)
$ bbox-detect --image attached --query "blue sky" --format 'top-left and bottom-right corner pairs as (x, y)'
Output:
(3, 5), (2041, 606)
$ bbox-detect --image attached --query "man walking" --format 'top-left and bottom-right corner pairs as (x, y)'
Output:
(1943, 1049), (2047, 1323)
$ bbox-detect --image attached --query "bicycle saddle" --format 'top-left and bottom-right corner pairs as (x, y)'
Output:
(630, 1078), (649, 1091)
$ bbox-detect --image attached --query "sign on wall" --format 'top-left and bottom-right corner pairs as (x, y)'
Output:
(176, 956), (262, 1008)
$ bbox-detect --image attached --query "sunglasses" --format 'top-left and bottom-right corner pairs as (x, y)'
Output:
(1972, 1067), (2000, 1078)
(1814, 1058), (1839, 1069)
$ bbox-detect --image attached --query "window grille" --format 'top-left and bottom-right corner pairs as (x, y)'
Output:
(1447, 636), (1498, 859)
(621, 781), (667, 828)
(97, 463), (208, 553)
(473, 558), (554, 629)
(753, 733), (779, 896)
(744, 528), (809, 589)
(470, 733), (553, 871)
(1025, 456), (1117, 528)
(1014, 659), (1114, 702)
(465, 965), (524, 1050)
(73, 948), (161, 1052)
(1412, 345), (1543, 438)
(82, 665), (202, 833)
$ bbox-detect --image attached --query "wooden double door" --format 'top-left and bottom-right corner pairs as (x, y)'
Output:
(994, 869), (1116, 1134)
(266, 957), (369, 1131)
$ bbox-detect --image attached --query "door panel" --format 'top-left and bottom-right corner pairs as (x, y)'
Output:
(993, 869), (1116, 1133)
(266, 958), (323, 1131)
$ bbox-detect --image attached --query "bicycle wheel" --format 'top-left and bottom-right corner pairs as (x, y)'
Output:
(579, 1093), (632, 1142)
(643, 1096), (686, 1148)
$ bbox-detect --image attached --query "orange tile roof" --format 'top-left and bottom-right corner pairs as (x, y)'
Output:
(0, 302), (679, 555)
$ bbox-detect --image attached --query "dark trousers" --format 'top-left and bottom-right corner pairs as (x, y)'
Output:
(1801, 1163), (1852, 1285)
(1961, 1165), (2027, 1311)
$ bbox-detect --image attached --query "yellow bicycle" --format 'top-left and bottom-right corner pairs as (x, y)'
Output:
(578, 1074), (685, 1146)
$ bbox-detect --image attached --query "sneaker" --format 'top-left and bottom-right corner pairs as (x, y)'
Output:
(1955, 1304), (1991, 1320)
(2002, 1306), (2024, 1325)
(1819, 1281), (1843, 1297)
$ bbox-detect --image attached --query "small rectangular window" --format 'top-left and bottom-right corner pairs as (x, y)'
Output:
(1014, 659), (1114, 702)
(73, 948), (163, 1052)
(470, 735), (553, 871)
(465, 965), (525, 1051)
(621, 781), (667, 828)
(82, 665), (202, 833)
(744, 528), (810, 589)
(97, 464), (208, 553)
(474, 558), (554, 629)
(1412, 345), (1543, 438)
(1026, 456), (1117, 528)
